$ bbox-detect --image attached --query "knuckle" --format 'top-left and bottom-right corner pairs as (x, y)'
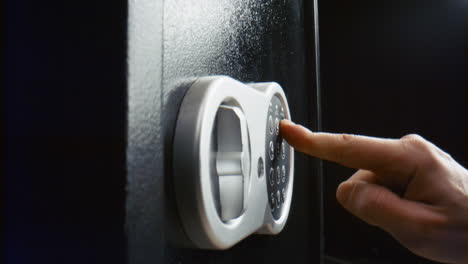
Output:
(401, 133), (424, 141)
(400, 134), (439, 168)
(334, 134), (357, 163)
(339, 133), (357, 144)
(401, 134), (428, 151)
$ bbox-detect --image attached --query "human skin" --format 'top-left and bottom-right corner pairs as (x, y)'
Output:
(280, 120), (468, 264)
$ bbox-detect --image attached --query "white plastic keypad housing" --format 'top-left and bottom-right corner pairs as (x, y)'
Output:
(173, 76), (294, 249)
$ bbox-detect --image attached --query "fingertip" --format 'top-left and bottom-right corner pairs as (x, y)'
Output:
(279, 120), (312, 149)
(279, 119), (298, 139)
(279, 119), (295, 130)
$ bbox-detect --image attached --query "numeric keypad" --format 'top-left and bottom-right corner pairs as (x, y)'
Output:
(265, 96), (290, 219)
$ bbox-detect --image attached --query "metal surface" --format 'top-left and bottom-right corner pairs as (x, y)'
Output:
(4, 0), (320, 264)
(158, 0), (321, 262)
(126, 0), (322, 262)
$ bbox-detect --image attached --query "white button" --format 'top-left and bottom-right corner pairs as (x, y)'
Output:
(269, 168), (275, 186)
(281, 165), (286, 183)
(276, 166), (281, 185)
(269, 141), (274, 160)
(276, 142), (280, 157)
(270, 192), (275, 210)
(282, 187), (286, 202)
(281, 142), (286, 159)
(276, 190), (281, 208)
(269, 115), (274, 134)
(275, 118), (279, 135)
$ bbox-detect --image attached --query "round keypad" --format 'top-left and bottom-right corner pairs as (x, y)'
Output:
(265, 95), (290, 219)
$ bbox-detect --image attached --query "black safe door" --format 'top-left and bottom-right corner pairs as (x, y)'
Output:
(5, 0), (321, 263)
(127, 0), (322, 263)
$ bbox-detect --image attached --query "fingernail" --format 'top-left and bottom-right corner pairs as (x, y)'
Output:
(336, 181), (354, 207)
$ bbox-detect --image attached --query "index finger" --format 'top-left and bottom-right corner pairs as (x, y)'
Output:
(280, 120), (413, 175)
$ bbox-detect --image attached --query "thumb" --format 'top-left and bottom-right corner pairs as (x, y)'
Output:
(336, 180), (421, 231)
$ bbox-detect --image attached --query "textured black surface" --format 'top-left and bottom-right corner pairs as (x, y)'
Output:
(319, 0), (465, 263)
(128, 0), (321, 263)
(163, 0), (322, 263)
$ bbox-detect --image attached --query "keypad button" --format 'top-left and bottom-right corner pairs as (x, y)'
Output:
(270, 192), (275, 210)
(266, 95), (291, 219)
(281, 142), (286, 159)
(275, 118), (279, 135)
(281, 165), (286, 183)
(268, 115), (274, 134)
(269, 168), (275, 186)
(269, 141), (274, 160)
(276, 190), (281, 207)
(276, 166), (281, 184)
(276, 142), (280, 157)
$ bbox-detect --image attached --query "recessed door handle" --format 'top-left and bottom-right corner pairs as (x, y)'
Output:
(215, 105), (250, 221)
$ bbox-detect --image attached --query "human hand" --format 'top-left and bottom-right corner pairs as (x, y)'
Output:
(280, 120), (468, 264)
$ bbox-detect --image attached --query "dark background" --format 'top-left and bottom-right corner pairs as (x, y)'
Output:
(4, 1), (127, 264)
(319, 0), (465, 263)
(4, 0), (465, 264)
